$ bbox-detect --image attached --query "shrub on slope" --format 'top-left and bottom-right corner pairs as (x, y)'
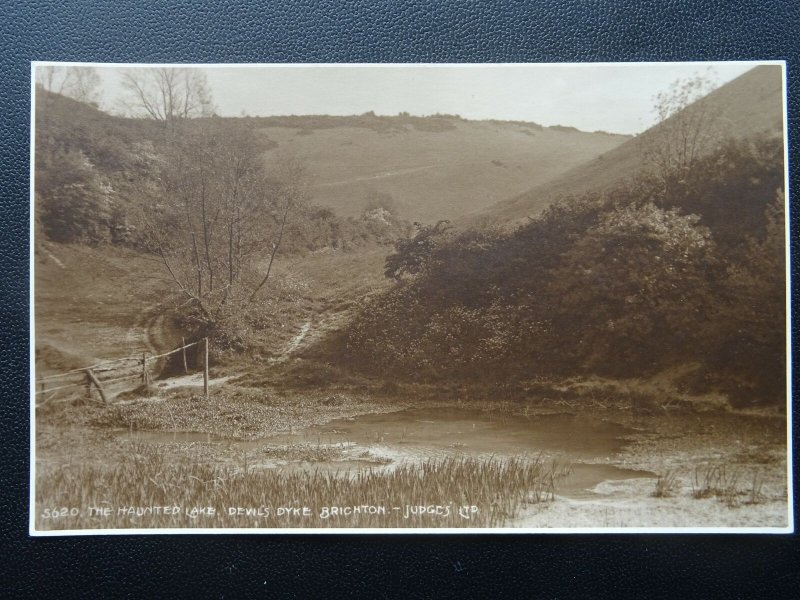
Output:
(345, 137), (786, 405)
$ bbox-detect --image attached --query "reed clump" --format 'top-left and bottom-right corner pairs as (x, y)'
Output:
(36, 450), (571, 530)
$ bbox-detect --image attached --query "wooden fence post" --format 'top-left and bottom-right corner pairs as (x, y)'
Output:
(182, 337), (189, 374)
(85, 369), (107, 404)
(84, 370), (93, 403)
(203, 337), (209, 399)
(141, 351), (150, 386)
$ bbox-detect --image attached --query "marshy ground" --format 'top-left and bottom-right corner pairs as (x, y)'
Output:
(34, 370), (789, 531)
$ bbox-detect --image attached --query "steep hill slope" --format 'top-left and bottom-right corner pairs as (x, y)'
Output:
(471, 65), (784, 225)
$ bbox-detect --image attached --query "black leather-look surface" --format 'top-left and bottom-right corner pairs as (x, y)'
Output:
(2, 1), (799, 597)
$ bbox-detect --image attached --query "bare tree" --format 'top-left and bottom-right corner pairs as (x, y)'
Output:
(36, 66), (71, 95)
(120, 67), (215, 128)
(36, 65), (102, 105)
(68, 67), (102, 105)
(141, 123), (306, 335)
(249, 155), (307, 302)
(642, 69), (724, 185)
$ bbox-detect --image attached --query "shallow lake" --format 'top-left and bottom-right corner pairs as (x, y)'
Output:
(118, 407), (655, 498)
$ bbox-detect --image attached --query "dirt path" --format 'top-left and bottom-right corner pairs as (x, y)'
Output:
(285, 320), (312, 354)
(313, 163), (443, 187)
(124, 304), (179, 367)
(41, 246), (65, 269)
(125, 306), (159, 353)
(270, 310), (350, 364)
(268, 319), (313, 364)
(154, 373), (237, 391)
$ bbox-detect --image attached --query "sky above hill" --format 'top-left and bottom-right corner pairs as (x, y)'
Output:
(87, 62), (762, 135)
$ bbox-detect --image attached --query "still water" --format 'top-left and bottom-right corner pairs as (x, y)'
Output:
(119, 407), (655, 498)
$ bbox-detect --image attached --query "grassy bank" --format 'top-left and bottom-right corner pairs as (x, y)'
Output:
(34, 349), (789, 532)
(35, 450), (571, 530)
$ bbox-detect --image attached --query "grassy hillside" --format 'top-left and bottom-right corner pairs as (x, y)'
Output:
(248, 116), (628, 222)
(34, 243), (174, 375)
(472, 65), (784, 224)
(34, 91), (627, 244)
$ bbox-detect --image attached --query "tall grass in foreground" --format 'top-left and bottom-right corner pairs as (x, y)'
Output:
(36, 450), (571, 529)
(691, 462), (766, 507)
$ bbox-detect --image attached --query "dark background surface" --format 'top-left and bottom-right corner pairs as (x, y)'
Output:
(2, 1), (798, 597)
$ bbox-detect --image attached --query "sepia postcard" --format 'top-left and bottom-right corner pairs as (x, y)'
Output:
(30, 62), (792, 534)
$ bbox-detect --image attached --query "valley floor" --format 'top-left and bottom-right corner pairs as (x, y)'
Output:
(33, 373), (790, 531)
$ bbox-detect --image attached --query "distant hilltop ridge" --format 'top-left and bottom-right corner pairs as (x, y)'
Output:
(467, 65), (784, 225)
(222, 112), (631, 137)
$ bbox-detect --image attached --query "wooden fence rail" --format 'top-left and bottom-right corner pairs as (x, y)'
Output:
(35, 338), (209, 406)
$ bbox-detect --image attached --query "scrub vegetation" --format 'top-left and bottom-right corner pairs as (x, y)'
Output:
(33, 65), (789, 530)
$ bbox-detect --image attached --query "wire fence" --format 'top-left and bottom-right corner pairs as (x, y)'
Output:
(34, 337), (209, 407)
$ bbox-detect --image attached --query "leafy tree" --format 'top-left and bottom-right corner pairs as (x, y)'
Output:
(383, 220), (452, 280)
(36, 148), (113, 244)
(549, 202), (716, 373)
(656, 136), (784, 251)
(363, 189), (399, 216)
(707, 190), (786, 403)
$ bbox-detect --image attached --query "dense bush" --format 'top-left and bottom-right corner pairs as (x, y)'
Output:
(345, 137), (786, 405)
(36, 148), (115, 245)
